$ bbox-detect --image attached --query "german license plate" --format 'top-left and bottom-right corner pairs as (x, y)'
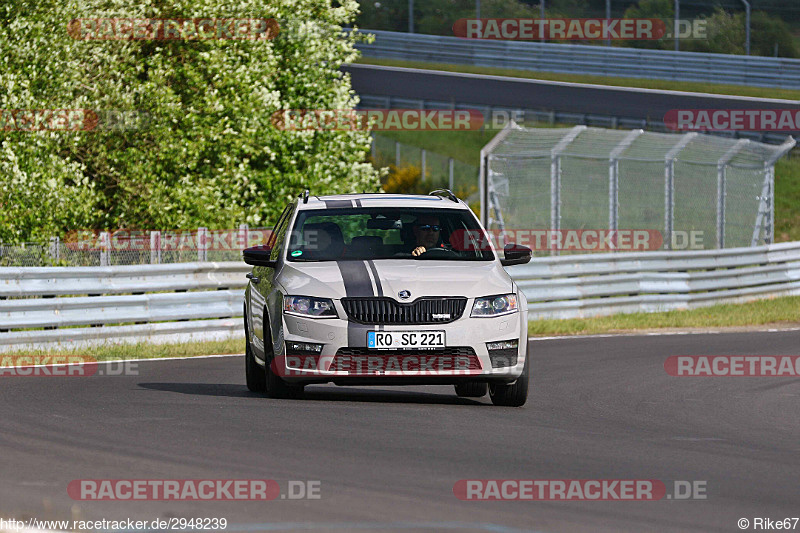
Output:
(367, 331), (446, 349)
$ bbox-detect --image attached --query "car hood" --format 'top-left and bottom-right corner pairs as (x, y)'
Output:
(278, 259), (513, 300)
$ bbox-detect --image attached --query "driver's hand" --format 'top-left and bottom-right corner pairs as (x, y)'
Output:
(411, 246), (426, 257)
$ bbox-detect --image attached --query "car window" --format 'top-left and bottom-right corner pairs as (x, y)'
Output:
(266, 205), (291, 249)
(269, 203), (296, 261)
(287, 207), (494, 262)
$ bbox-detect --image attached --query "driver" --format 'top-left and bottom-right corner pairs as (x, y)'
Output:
(411, 215), (446, 257)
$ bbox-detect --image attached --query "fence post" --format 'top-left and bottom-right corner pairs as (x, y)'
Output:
(549, 126), (586, 256)
(48, 236), (60, 263)
(664, 133), (697, 250)
(767, 164), (775, 244)
(716, 139), (748, 249)
(99, 231), (110, 266)
(395, 141), (401, 167)
(608, 130), (643, 238)
(150, 231), (161, 264)
(370, 134), (376, 162)
(198, 227), (208, 262)
(448, 158), (454, 190)
(421, 149), (426, 181)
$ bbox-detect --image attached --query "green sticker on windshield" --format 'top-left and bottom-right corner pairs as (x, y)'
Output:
(291, 250), (302, 257)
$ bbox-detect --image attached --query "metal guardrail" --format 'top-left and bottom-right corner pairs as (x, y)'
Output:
(508, 241), (800, 319)
(356, 30), (800, 89)
(2, 244), (799, 350)
(0, 262), (249, 352)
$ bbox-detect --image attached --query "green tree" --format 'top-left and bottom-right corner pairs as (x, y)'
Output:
(0, 0), (380, 242)
(621, 0), (673, 50)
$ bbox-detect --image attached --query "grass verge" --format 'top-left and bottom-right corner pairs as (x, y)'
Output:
(528, 295), (800, 336)
(355, 57), (800, 101)
(0, 337), (244, 361)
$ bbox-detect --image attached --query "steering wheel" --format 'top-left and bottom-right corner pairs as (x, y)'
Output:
(418, 247), (458, 258)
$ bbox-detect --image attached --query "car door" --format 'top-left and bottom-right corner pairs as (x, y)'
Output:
(250, 203), (294, 361)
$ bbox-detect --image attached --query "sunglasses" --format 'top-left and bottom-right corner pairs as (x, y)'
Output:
(416, 224), (441, 232)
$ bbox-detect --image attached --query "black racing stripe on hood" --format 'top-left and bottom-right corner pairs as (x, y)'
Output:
(337, 261), (374, 297)
(324, 200), (353, 209)
(337, 260), (375, 347)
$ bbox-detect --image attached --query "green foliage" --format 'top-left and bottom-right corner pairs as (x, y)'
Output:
(381, 163), (428, 194)
(0, 0), (381, 242)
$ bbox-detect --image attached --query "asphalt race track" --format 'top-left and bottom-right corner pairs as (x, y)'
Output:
(1, 330), (798, 533)
(344, 64), (800, 129)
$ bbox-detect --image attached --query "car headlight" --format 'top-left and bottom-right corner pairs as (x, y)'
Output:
(283, 296), (338, 318)
(471, 294), (518, 317)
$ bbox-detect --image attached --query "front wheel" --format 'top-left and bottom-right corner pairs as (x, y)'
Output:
(245, 318), (266, 393)
(489, 356), (529, 407)
(264, 324), (304, 399)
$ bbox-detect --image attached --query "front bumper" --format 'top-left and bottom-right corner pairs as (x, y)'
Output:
(279, 302), (527, 384)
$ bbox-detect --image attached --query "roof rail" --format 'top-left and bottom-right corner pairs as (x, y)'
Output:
(429, 189), (459, 203)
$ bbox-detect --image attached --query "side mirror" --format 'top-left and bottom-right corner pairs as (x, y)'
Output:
(501, 243), (532, 267)
(243, 245), (277, 268)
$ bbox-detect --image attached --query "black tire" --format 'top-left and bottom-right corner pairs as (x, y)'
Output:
(489, 356), (529, 407)
(454, 381), (488, 398)
(264, 322), (304, 399)
(244, 315), (266, 393)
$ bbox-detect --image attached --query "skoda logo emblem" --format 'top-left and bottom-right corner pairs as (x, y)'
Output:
(398, 290), (411, 300)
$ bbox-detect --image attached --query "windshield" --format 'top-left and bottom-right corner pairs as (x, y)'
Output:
(287, 207), (495, 262)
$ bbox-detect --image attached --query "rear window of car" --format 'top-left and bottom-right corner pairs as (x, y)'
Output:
(286, 207), (494, 262)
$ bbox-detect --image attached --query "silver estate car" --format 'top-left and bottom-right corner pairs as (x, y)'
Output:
(243, 190), (532, 406)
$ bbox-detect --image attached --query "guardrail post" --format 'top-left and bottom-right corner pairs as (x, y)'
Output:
(99, 231), (110, 266)
(198, 227), (208, 262)
(150, 231), (161, 264)
(48, 236), (60, 263)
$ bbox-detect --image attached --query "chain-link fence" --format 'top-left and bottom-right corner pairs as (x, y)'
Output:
(371, 134), (479, 203)
(481, 124), (795, 254)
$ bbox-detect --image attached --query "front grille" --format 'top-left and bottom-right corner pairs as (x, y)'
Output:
(341, 297), (467, 325)
(331, 347), (481, 373)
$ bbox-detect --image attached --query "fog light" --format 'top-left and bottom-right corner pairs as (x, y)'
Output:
(487, 339), (518, 368)
(487, 340), (518, 351)
(286, 342), (323, 355)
